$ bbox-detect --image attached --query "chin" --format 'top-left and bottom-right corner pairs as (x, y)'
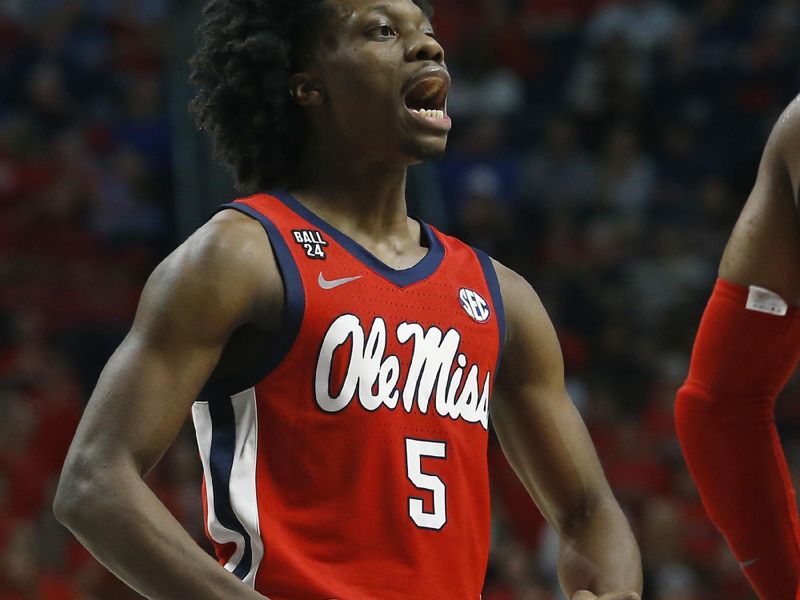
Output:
(403, 137), (448, 162)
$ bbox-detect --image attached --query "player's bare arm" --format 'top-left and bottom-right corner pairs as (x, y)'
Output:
(719, 94), (800, 301)
(492, 262), (642, 600)
(54, 210), (280, 600)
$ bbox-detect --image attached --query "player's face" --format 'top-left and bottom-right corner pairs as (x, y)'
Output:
(305, 0), (450, 165)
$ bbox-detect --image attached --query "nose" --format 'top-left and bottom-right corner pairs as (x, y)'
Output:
(405, 31), (445, 64)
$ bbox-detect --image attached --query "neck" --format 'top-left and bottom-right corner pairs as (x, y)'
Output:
(288, 135), (414, 241)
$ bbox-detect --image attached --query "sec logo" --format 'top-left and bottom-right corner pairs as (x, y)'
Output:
(459, 288), (491, 323)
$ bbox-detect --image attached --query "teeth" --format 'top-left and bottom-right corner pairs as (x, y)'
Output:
(414, 109), (446, 120)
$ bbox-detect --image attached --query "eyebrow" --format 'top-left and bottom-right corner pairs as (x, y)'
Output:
(363, 3), (431, 26)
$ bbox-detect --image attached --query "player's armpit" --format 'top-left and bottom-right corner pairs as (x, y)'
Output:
(491, 261), (642, 597)
(54, 210), (280, 600)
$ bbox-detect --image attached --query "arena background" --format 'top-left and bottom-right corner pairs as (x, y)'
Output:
(1, 0), (799, 598)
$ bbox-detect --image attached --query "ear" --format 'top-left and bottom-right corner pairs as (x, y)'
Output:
(289, 73), (324, 107)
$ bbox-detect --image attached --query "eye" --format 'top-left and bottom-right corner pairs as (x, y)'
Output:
(371, 24), (397, 40)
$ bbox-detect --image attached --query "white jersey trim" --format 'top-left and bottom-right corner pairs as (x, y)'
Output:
(192, 388), (264, 586)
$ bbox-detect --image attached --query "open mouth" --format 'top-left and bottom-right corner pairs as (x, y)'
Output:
(404, 75), (449, 122)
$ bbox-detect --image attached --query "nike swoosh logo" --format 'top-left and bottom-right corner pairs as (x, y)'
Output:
(318, 273), (363, 290)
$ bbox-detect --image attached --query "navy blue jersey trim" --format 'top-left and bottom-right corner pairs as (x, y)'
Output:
(271, 190), (444, 288)
(199, 203), (305, 400)
(208, 395), (252, 579)
(474, 249), (506, 374)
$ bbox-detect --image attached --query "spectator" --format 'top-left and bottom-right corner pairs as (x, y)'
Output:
(586, 0), (680, 54)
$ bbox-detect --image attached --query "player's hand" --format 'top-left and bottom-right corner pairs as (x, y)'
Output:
(571, 591), (640, 600)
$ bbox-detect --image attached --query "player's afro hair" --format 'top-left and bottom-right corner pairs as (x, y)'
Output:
(190, 0), (433, 192)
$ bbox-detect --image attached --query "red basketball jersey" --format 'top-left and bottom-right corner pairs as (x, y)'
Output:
(191, 191), (505, 599)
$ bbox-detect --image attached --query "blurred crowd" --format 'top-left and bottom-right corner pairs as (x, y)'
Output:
(0, 0), (798, 598)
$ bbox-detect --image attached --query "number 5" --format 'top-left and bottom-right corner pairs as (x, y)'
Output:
(405, 438), (447, 530)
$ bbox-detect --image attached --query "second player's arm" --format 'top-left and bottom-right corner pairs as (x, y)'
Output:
(53, 213), (279, 600)
(718, 94), (800, 301)
(492, 264), (642, 599)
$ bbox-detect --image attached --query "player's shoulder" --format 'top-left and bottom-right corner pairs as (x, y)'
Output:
(775, 94), (800, 131)
(437, 231), (539, 311)
(769, 94), (800, 167)
(165, 209), (276, 283)
(488, 257), (537, 305)
(484, 256), (550, 346)
(143, 208), (283, 327)
(483, 256), (564, 386)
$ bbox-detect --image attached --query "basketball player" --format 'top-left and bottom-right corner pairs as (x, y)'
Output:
(54, 1), (642, 598)
(676, 95), (800, 600)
